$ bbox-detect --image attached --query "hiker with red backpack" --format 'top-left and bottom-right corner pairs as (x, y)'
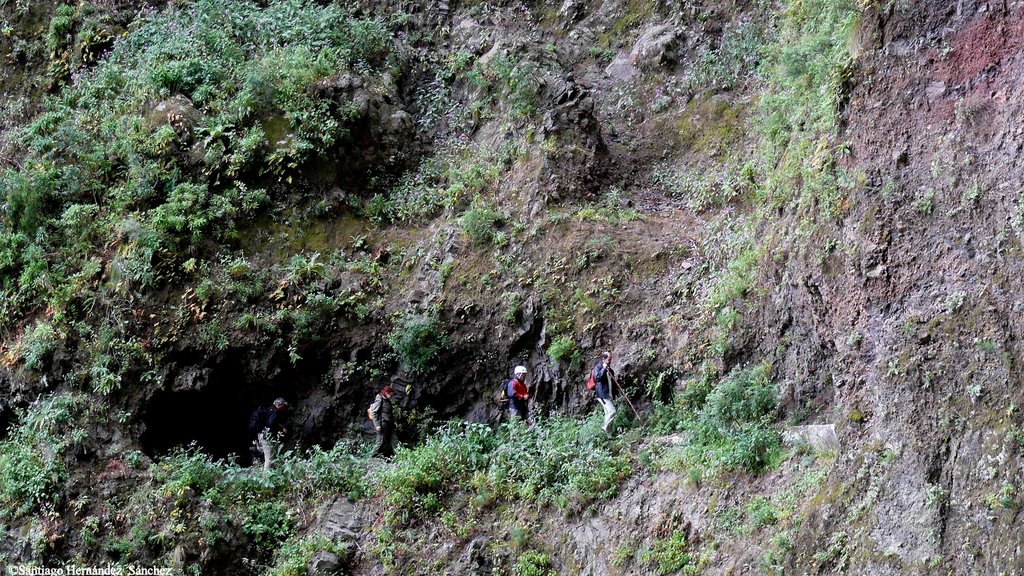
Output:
(592, 351), (617, 434)
(506, 365), (530, 422)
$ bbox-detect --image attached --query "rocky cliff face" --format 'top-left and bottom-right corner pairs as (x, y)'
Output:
(2, 0), (1024, 573)
(776, 3), (1024, 573)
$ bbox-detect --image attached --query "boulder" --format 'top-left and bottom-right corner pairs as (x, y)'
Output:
(535, 74), (607, 199)
(322, 497), (362, 544)
(783, 424), (840, 452)
(557, 0), (585, 24)
(313, 74), (363, 98)
(147, 95), (201, 133)
(308, 550), (342, 576)
(604, 54), (639, 82)
(171, 366), (210, 392)
(453, 18), (492, 54)
(352, 88), (372, 117)
(477, 41), (505, 69)
(629, 24), (680, 69)
(387, 109), (413, 134)
(453, 537), (489, 574)
(604, 25), (680, 81)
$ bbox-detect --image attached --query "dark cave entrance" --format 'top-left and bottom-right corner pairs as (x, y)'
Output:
(140, 386), (260, 461)
(139, 351), (336, 461)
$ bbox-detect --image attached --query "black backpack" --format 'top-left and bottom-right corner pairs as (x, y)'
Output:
(248, 406), (272, 433)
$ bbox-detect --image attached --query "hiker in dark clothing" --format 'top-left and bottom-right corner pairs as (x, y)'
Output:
(368, 385), (395, 457)
(593, 352), (617, 434)
(251, 398), (289, 472)
(507, 365), (529, 422)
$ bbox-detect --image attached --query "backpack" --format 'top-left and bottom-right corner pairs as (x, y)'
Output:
(495, 381), (510, 407)
(248, 406), (272, 433)
(585, 368), (596, 390)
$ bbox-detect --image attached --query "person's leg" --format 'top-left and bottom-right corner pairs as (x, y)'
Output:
(250, 438), (262, 466)
(600, 398), (617, 432)
(259, 430), (273, 472)
(371, 429), (384, 457)
(382, 425), (395, 457)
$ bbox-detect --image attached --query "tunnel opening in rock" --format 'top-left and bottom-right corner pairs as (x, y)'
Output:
(140, 386), (258, 461)
(139, 350), (334, 461)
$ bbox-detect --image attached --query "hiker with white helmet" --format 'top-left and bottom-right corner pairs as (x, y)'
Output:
(506, 365), (530, 422)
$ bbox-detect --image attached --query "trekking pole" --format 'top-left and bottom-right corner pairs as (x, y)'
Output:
(611, 372), (641, 420)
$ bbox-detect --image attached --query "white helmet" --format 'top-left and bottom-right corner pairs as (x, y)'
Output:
(514, 365), (527, 376)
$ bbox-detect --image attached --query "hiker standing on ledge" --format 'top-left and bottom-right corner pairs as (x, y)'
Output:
(368, 385), (395, 457)
(593, 351), (617, 434)
(250, 398), (288, 472)
(507, 365), (530, 422)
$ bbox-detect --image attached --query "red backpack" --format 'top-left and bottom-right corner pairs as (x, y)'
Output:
(585, 369), (596, 390)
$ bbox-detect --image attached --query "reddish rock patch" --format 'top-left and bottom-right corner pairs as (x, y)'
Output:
(934, 8), (1024, 85)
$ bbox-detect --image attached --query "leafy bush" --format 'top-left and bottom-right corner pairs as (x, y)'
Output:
(104, 440), (367, 566)
(217, 440), (369, 503)
(268, 534), (349, 576)
(387, 311), (450, 374)
(644, 398), (688, 436)
(700, 364), (778, 426)
(20, 319), (59, 370)
(466, 50), (541, 121)
(759, 0), (858, 146)
(687, 18), (769, 91)
(380, 144), (504, 222)
(460, 203), (503, 245)
(679, 365), (717, 412)
(376, 416), (631, 525)
(654, 363), (782, 477)
(515, 550), (557, 576)
(153, 445), (224, 501)
(754, 0), (859, 212)
(284, 252), (327, 284)
(684, 363), (782, 474)
(46, 4), (78, 56)
(291, 442), (369, 500)
(641, 530), (693, 574)
(574, 188), (643, 225)
(376, 421), (497, 524)
(242, 501), (294, 552)
(502, 291), (523, 324)
(706, 244), (761, 312)
(546, 335), (576, 364)
(747, 495), (779, 529)
(489, 417), (631, 509)
(0, 394), (86, 520)
(0, 0), (397, 337)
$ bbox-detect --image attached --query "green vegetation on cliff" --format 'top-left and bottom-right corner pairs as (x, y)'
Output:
(1, 0), (398, 387)
(0, 0), (889, 572)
